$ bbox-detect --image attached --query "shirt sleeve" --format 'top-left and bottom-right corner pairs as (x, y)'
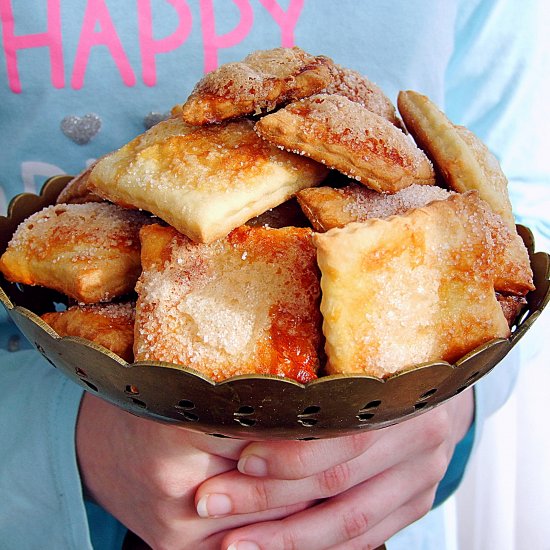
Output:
(0, 345), (94, 549)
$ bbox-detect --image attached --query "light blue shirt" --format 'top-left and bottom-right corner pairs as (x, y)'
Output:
(0, 0), (546, 548)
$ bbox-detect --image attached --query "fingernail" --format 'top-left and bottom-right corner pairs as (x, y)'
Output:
(227, 542), (261, 550)
(238, 455), (268, 476)
(196, 493), (233, 518)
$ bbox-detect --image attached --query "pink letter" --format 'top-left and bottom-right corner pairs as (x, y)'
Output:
(199, 0), (253, 73)
(257, 0), (304, 46)
(71, 0), (136, 90)
(0, 0), (64, 93)
(138, 0), (192, 86)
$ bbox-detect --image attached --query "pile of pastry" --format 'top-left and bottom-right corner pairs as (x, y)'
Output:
(0, 47), (534, 383)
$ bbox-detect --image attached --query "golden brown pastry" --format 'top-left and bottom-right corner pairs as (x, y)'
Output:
(255, 94), (435, 193)
(56, 161), (104, 204)
(492, 238), (534, 295)
(323, 63), (403, 127)
(89, 117), (328, 243)
(397, 90), (534, 295)
(314, 192), (513, 378)
(134, 223), (322, 383)
(496, 293), (527, 327)
(297, 183), (453, 231)
(0, 203), (149, 303)
(397, 90), (516, 230)
(173, 46), (334, 125)
(41, 302), (135, 362)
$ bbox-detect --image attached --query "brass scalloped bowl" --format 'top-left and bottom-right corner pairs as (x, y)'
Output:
(1, 176), (549, 440)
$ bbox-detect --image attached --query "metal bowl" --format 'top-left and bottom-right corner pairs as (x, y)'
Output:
(1, 176), (548, 440)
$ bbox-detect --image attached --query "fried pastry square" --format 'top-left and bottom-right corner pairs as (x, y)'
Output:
(297, 183), (453, 231)
(314, 192), (512, 378)
(323, 63), (403, 128)
(56, 161), (104, 204)
(496, 293), (526, 327)
(134, 224), (322, 383)
(41, 302), (135, 362)
(89, 117), (328, 243)
(492, 235), (534, 295)
(255, 94), (435, 193)
(398, 90), (533, 295)
(397, 90), (516, 230)
(174, 46), (334, 125)
(0, 203), (149, 303)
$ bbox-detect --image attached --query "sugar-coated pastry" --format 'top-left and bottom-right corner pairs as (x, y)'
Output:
(496, 293), (526, 327)
(314, 192), (513, 378)
(56, 161), (104, 204)
(398, 91), (535, 294)
(255, 94), (435, 193)
(397, 90), (516, 231)
(134, 224), (322, 383)
(492, 233), (534, 295)
(298, 181), (532, 294)
(89, 117), (328, 243)
(173, 46), (334, 125)
(0, 203), (149, 303)
(297, 183), (453, 231)
(41, 302), (135, 362)
(323, 63), (403, 128)
(296, 186), (359, 232)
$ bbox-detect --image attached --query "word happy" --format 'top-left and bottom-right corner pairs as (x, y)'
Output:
(0, 0), (305, 93)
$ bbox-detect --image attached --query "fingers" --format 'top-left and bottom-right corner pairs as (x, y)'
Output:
(219, 454), (442, 550)
(195, 407), (450, 517)
(197, 502), (315, 547)
(236, 401), (457, 481)
(210, 396), (474, 548)
(328, 489), (436, 550)
(187, 430), (251, 461)
(78, 393), (269, 549)
(197, 451), (383, 518)
(236, 390), (473, 483)
(236, 431), (379, 479)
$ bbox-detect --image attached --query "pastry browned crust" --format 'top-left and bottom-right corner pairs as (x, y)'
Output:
(174, 46), (334, 125)
(323, 63), (404, 128)
(297, 183), (453, 232)
(398, 90), (534, 295)
(314, 192), (512, 378)
(89, 117), (328, 243)
(255, 94), (435, 193)
(56, 161), (105, 205)
(0, 203), (149, 303)
(398, 90), (516, 230)
(496, 293), (527, 327)
(41, 302), (135, 362)
(134, 224), (322, 383)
